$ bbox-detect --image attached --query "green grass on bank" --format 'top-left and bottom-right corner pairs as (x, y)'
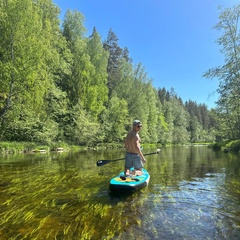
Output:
(0, 141), (81, 154)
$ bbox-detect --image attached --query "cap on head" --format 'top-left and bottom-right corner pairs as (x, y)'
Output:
(133, 120), (142, 127)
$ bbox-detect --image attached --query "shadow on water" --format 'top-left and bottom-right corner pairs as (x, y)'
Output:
(0, 146), (240, 239)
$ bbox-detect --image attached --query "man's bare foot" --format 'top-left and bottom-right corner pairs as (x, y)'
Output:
(125, 169), (131, 176)
(135, 170), (143, 176)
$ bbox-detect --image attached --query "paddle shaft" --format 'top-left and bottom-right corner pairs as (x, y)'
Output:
(96, 149), (160, 167)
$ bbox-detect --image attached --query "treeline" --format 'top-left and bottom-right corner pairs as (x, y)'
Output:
(0, 0), (220, 146)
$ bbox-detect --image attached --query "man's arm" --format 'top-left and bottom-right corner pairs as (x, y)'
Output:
(134, 135), (146, 163)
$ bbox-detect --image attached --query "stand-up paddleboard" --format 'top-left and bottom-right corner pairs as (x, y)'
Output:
(109, 168), (150, 194)
(96, 149), (160, 194)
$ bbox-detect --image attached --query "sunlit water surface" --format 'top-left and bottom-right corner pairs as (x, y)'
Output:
(0, 146), (240, 239)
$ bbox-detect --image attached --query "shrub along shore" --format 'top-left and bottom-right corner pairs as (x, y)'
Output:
(211, 140), (240, 153)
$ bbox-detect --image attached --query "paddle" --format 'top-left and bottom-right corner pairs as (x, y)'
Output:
(96, 149), (161, 167)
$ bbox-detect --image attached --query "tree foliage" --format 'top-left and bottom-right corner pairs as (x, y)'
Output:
(0, 0), (224, 146)
(204, 4), (240, 140)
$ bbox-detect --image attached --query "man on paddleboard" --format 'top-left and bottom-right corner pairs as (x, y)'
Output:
(124, 120), (146, 176)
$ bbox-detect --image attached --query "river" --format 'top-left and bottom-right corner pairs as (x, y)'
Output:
(0, 146), (239, 239)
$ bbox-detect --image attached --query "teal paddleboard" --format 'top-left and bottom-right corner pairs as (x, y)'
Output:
(109, 168), (150, 194)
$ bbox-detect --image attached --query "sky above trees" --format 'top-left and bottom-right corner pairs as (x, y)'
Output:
(54, 0), (239, 109)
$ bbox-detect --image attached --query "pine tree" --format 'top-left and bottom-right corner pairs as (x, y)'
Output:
(103, 28), (123, 97)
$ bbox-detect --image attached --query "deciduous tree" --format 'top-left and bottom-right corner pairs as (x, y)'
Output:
(204, 5), (240, 139)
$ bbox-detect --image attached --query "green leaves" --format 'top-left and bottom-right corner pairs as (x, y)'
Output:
(204, 4), (240, 140)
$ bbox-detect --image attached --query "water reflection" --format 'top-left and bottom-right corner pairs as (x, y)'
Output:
(0, 146), (240, 239)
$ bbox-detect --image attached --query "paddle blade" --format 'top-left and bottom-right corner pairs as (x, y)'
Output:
(96, 160), (112, 167)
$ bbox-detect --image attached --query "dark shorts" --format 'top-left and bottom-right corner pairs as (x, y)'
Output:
(125, 152), (143, 169)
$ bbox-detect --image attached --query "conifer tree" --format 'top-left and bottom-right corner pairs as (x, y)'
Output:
(103, 28), (123, 97)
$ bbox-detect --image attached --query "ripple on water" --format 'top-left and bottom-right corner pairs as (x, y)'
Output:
(142, 173), (240, 239)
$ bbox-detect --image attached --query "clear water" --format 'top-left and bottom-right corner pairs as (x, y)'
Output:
(0, 146), (239, 239)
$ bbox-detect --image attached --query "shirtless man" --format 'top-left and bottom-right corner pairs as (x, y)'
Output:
(124, 120), (146, 176)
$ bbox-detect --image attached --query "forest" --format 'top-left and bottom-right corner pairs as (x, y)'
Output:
(0, 1), (240, 148)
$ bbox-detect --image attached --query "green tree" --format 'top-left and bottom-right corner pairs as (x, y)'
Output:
(43, 85), (69, 142)
(86, 27), (109, 119)
(62, 103), (99, 146)
(162, 101), (174, 144)
(0, 0), (48, 119)
(204, 5), (240, 140)
(0, 0), (65, 142)
(172, 99), (190, 144)
(102, 93), (129, 143)
(144, 83), (160, 143)
(103, 28), (123, 97)
(161, 90), (190, 144)
(62, 10), (93, 107)
(189, 116), (202, 142)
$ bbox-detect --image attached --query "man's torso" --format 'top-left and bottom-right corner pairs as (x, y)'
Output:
(125, 130), (140, 153)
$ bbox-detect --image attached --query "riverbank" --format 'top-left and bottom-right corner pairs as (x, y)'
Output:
(211, 140), (240, 153)
(0, 141), (161, 155)
(0, 141), (81, 154)
(1, 140), (239, 155)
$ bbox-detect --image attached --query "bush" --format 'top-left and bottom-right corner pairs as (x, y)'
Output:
(226, 140), (240, 152)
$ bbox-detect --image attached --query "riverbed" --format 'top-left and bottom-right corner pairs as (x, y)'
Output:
(0, 146), (239, 239)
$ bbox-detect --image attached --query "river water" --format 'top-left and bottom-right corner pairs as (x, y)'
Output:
(0, 146), (239, 239)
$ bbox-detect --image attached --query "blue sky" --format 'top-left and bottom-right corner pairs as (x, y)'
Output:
(53, 0), (239, 109)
